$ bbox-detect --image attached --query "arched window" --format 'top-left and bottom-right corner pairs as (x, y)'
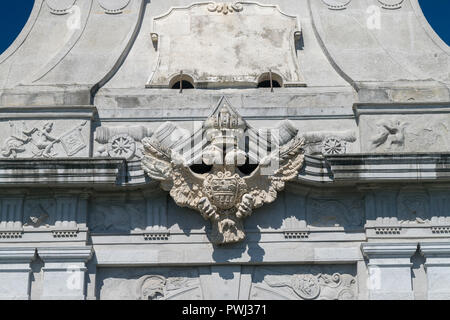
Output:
(257, 72), (283, 88)
(169, 74), (195, 90)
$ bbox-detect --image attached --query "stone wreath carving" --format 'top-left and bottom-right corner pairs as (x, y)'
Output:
(142, 97), (305, 245)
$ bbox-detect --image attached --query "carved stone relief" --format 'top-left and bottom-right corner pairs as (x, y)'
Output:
(89, 199), (146, 233)
(250, 266), (357, 300)
(23, 198), (55, 228)
(97, 265), (356, 300)
(141, 97), (305, 245)
(0, 195), (84, 233)
(370, 120), (408, 151)
(94, 125), (153, 160)
(89, 193), (169, 235)
(301, 130), (356, 156)
(363, 188), (450, 230)
(397, 190), (430, 224)
(207, 2), (243, 15)
(147, 2), (303, 88)
(307, 198), (364, 228)
(361, 114), (450, 153)
(137, 275), (201, 300)
(1, 121), (88, 158)
(97, 268), (202, 300)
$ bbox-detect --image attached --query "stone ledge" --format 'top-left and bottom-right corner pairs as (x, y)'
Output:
(3, 154), (450, 187)
(361, 243), (418, 258)
(0, 158), (126, 186)
(420, 242), (450, 256)
(0, 247), (36, 262)
(38, 246), (93, 262)
(0, 105), (97, 119)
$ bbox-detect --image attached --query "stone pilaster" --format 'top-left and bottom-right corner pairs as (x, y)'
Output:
(38, 246), (93, 300)
(420, 242), (450, 300)
(0, 248), (35, 300)
(54, 195), (78, 230)
(0, 195), (25, 231)
(361, 243), (417, 300)
(144, 191), (168, 232)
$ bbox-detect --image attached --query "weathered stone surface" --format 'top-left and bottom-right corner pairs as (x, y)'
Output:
(0, 0), (448, 300)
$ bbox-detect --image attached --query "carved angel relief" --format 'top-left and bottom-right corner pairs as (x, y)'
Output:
(141, 97), (305, 245)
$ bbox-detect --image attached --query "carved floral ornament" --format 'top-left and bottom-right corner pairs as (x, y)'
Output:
(141, 97), (305, 245)
(207, 2), (243, 15)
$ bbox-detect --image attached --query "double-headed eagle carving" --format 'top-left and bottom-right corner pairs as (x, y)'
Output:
(142, 98), (305, 245)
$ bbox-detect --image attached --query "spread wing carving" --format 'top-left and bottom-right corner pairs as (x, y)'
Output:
(141, 137), (204, 208)
(243, 136), (305, 210)
(141, 97), (306, 244)
(141, 137), (172, 182)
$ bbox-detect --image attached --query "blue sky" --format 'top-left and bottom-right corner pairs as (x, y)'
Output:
(0, 1), (448, 55)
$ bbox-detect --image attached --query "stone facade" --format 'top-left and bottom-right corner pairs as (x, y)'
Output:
(0, 0), (449, 300)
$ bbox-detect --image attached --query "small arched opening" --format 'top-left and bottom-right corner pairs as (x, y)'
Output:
(169, 74), (195, 90)
(257, 72), (283, 89)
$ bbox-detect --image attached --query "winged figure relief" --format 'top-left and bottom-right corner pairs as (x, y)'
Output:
(141, 98), (305, 245)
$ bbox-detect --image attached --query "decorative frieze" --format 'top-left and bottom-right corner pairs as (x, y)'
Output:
(0, 106), (96, 159)
(143, 233), (170, 241)
(284, 231), (309, 240)
(374, 227), (401, 235)
(431, 226), (450, 234)
(302, 130), (356, 156)
(94, 125), (153, 160)
(0, 231), (23, 239)
(307, 197), (364, 228)
(354, 104), (450, 154)
(52, 230), (79, 238)
(251, 265), (357, 300)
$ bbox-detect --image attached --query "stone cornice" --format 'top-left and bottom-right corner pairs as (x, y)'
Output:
(420, 242), (450, 257)
(0, 159), (126, 186)
(2, 154), (450, 188)
(38, 246), (93, 263)
(353, 102), (450, 117)
(326, 153), (450, 184)
(0, 105), (98, 119)
(0, 248), (36, 262)
(361, 243), (418, 258)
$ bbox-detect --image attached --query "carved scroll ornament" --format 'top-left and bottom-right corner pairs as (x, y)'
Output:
(141, 97), (305, 245)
